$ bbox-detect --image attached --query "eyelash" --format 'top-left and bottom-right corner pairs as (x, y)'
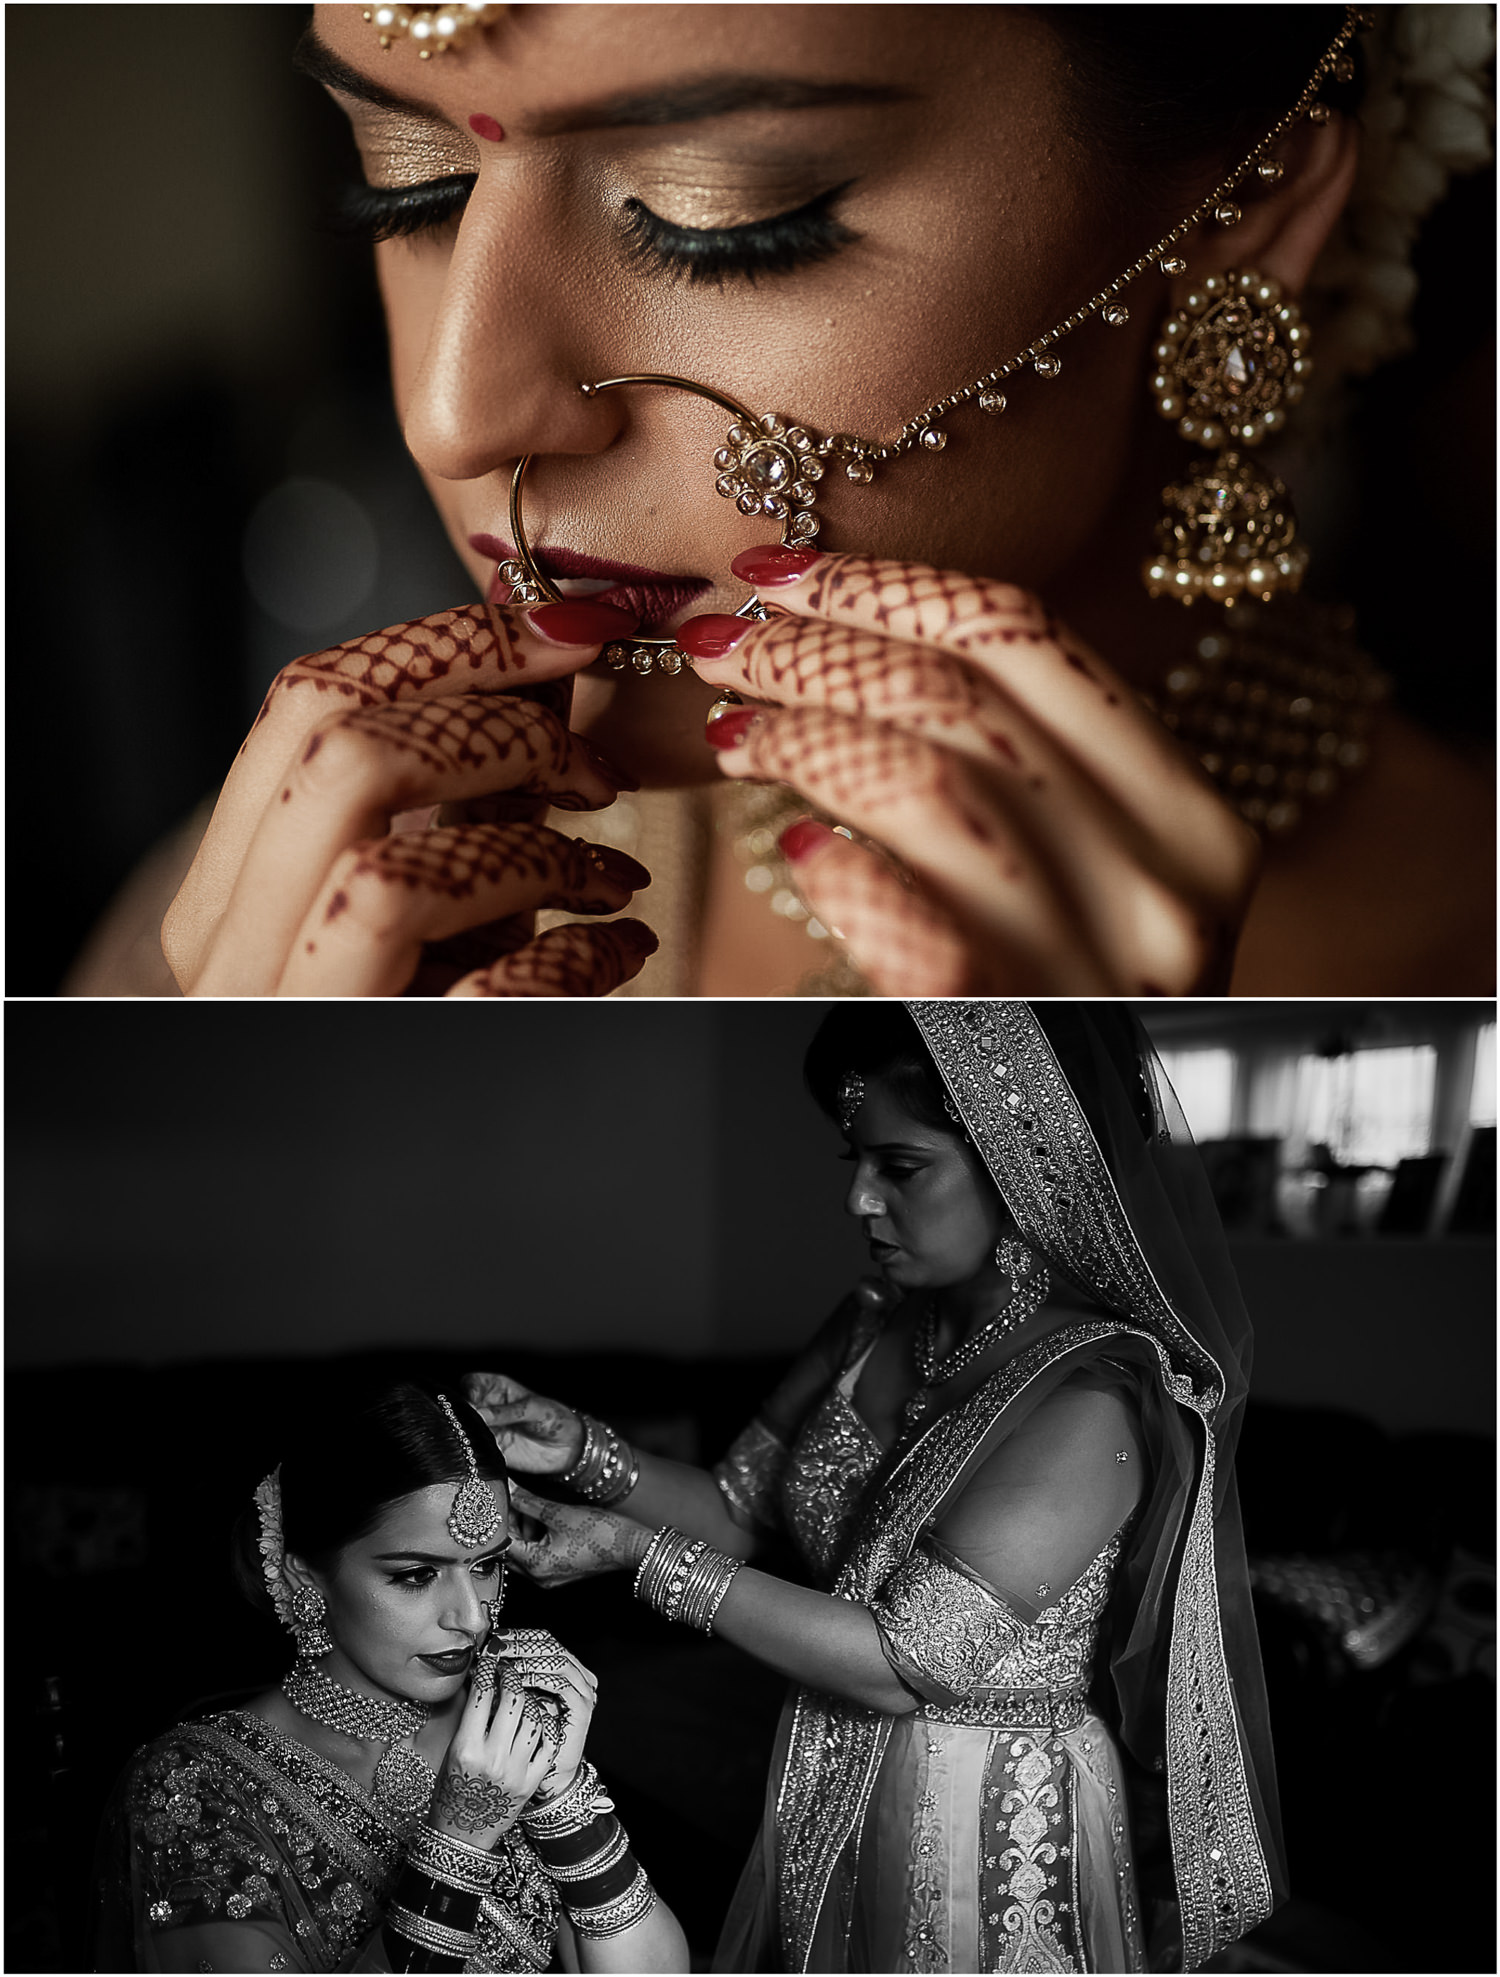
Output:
(333, 174), (475, 243)
(619, 184), (856, 285)
(332, 175), (857, 284)
(837, 1151), (923, 1180)
(389, 1557), (504, 1589)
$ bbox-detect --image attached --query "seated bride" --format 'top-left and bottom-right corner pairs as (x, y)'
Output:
(92, 1382), (688, 1973)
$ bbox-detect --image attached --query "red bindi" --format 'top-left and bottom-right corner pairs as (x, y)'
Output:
(468, 113), (505, 143)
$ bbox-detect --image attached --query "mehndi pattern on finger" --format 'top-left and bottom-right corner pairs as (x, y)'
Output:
(250, 605), (523, 739)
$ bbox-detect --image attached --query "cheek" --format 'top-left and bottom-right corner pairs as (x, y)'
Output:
(376, 246), (451, 425)
(338, 1581), (416, 1654)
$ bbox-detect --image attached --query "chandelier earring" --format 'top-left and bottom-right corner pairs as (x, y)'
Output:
(1144, 271), (1311, 609)
(290, 1585), (334, 1662)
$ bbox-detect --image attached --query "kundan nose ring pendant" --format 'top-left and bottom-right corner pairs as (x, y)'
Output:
(501, 373), (848, 678)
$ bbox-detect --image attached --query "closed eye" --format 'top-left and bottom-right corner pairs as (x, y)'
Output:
(332, 173), (475, 243)
(619, 182), (857, 285)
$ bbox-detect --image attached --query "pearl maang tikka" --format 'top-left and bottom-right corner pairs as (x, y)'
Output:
(497, 10), (1366, 677)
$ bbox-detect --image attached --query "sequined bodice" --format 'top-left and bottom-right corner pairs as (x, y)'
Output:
(782, 1383), (885, 1582)
(972, 1521), (1130, 1693)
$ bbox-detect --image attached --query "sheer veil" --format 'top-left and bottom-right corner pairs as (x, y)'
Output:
(909, 1001), (1285, 1970)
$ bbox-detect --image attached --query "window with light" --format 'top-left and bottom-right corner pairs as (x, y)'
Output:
(1157, 1049), (1236, 1141)
(1296, 1046), (1438, 1168)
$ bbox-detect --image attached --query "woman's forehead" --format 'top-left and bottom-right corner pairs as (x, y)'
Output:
(360, 1480), (509, 1551)
(855, 1076), (949, 1143)
(313, 4), (1030, 114)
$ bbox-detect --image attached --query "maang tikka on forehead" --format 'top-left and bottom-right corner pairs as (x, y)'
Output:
(364, 5), (501, 59)
(501, 10), (1366, 681)
(836, 1071), (866, 1135)
(437, 1394), (504, 1548)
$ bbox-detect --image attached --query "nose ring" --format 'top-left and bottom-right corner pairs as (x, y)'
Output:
(500, 372), (851, 678)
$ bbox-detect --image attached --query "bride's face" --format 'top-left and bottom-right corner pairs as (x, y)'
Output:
(306, 1482), (511, 1705)
(842, 1075), (1008, 1289)
(307, 5), (1168, 705)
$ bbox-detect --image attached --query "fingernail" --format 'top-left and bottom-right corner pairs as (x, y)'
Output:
(729, 543), (822, 588)
(780, 820), (837, 864)
(674, 613), (753, 661)
(587, 846), (651, 891)
(525, 601), (640, 647)
(574, 737), (641, 791)
(705, 707), (760, 751)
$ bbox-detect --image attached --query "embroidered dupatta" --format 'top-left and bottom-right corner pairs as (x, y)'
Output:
(770, 1003), (1282, 1973)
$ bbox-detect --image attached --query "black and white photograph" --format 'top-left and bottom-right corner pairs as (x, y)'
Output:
(7, 1000), (1494, 1972)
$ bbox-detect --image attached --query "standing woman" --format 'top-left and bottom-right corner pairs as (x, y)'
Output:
(467, 1005), (1279, 1971)
(92, 1384), (689, 1972)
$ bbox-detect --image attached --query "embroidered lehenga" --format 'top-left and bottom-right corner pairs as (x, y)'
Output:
(93, 1711), (560, 1973)
(715, 1003), (1284, 1974)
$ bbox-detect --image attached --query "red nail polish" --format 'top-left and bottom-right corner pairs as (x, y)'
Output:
(779, 820), (837, 864)
(705, 707), (759, 751)
(526, 601), (639, 647)
(730, 544), (822, 588)
(675, 613), (754, 661)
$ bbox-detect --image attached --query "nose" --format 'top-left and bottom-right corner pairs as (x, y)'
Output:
(441, 1571), (488, 1642)
(396, 171), (622, 486)
(845, 1167), (888, 1222)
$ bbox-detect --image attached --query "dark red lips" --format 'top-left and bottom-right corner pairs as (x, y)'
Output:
(470, 533), (710, 631)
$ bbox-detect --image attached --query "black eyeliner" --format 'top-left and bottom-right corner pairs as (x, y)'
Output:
(619, 181), (857, 285)
(330, 174), (476, 242)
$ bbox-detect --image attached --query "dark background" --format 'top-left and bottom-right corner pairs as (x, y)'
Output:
(6, 5), (1495, 992)
(7, 999), (1495, 1970)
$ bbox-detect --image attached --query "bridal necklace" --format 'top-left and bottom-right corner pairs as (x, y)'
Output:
(281, 1663), (436, 1823)
(905, 1239), (1050, 1430)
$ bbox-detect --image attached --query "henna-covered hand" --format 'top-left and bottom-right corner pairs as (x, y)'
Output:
(433, 1768), (524, 1834)
(163, 602), (659, 997)
(686, 549), (1259, 994)
(464, 1373), (586, 1476)
(491, 1630), (597, 1804)
(431, 1668), (555, 1849)
(506, 1484), (651, 1589)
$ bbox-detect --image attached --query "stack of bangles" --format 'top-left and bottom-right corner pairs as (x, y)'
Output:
(523, 1761), (658, 1940)
(634, 1528), (743, 1634)
(561, 1414), (640, 1504)
(382, 1765), (657, 1971)
(382, 1823), (503, 1972)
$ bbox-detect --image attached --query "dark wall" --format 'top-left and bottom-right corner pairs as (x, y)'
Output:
(6, 1002), (867, 1365)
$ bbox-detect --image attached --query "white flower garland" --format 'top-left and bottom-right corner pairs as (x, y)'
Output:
(1306, 3), (1494, 405)
(254, 1466), (295, 1630)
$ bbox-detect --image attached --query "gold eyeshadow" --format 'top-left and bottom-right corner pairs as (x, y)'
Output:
(347, 106), (477, 189)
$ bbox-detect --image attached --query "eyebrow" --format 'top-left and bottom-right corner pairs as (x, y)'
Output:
(292, 25), (916, 133)
(373, 1541), (513, 1563)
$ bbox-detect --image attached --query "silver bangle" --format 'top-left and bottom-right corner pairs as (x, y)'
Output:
(541, 1821), (633, 1885)
(523, 1760), (611, 1837)
(406, 1823), (501, 1894)
(634, 1526), (741, 1633)
(386, 1903), (479, 1958)
(565, 1867), (659, 1939)
(562, 1413), (640, 1504)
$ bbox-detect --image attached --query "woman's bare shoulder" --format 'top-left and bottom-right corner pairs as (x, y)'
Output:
(1233, 711), (1494, 994)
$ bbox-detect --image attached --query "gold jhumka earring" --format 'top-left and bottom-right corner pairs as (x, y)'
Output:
(501, 10), (1368, 694)
(1143, 271), (1310, 608)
